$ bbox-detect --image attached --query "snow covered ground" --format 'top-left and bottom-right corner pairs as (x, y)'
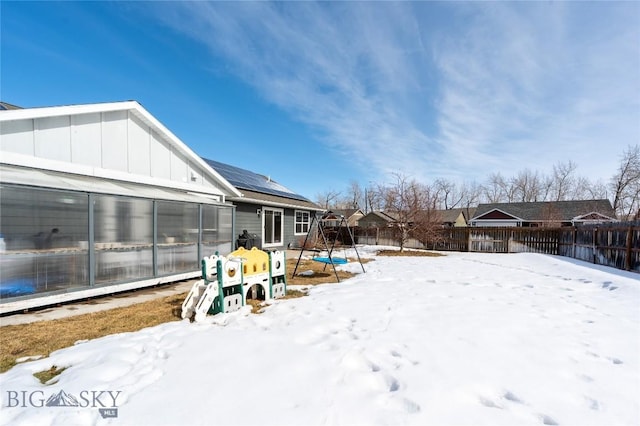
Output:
(1, 247), (639, 426)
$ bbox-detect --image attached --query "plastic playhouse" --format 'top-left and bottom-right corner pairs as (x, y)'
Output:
(181, 247), (287, 322)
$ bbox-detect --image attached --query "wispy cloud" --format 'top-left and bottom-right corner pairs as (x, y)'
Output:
(433, 2), (640, 181)
(152, 1), (639, 185)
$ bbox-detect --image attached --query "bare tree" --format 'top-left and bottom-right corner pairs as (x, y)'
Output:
(610, 145), (640, 220)
(459, 180), (482, 220)
(434, 178), (463, 209)
(314, 190), (341, 210)
(344, 180), (364, 210)
(573, 176), (607, 200)
(410, 182), (443, 250)
(482, 173), (508, 203)
(512, 169), (542, 202)
(538, 174), (554, 202)
(379, 173), (435, 251)
(365, 182), (384, 213)
(412, 208), (444, 249)
(550, 161), (577, 201)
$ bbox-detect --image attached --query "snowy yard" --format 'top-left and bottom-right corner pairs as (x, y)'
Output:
(1, 247), (639, 426)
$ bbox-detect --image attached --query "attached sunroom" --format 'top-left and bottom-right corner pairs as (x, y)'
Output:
(0, 101), (240, 314)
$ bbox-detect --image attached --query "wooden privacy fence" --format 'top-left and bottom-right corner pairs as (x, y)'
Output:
(557, 223), (640, 272)
(354, 222), (640, 273)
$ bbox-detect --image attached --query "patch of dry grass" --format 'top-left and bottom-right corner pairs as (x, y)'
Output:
(287, 256), (372, 285)
(244, 298), (264, 314)
(245, 288), (308, 314)
(281, 288), (307, 299)
(377, 249), (444, 257)
(33, 365), (67, 385)
(0, 292), (185, 374)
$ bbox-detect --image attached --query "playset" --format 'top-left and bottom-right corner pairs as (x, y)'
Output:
(181, 247), (286, 322)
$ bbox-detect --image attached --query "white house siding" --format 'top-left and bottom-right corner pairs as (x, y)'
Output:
(35, 115), (72, 162)
(101, 110), (128, 171)
(150, 129), (172, 180)
(0, 109), (222, 195)
(170, 148), (189, 183)
(127, 113), (151, 176)
(0, 119), (34, 154)
(71, 113), (102, 166)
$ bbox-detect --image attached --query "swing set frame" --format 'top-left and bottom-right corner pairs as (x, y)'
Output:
(292, 212), (365, 282)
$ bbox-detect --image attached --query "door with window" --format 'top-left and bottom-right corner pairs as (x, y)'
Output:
(262, 207), (283, 247)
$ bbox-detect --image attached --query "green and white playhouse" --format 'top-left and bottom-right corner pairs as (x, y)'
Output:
(181, 247), (286, 322)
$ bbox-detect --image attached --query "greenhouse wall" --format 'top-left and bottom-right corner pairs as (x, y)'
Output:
(0, 183), (234, 313)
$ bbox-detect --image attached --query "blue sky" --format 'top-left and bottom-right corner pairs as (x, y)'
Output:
(2, 1), (639, 199)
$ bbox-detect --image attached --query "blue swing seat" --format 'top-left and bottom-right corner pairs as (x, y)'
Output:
(312, 256), (348, 265)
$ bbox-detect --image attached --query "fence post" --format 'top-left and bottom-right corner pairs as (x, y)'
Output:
(466, 227), (470, 252)
(592, 227), (598, 265)
(625, 225), (633, 271)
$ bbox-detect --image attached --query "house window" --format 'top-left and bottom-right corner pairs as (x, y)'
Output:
(263, 207), (283, 247)
(295, 210), (310, 235)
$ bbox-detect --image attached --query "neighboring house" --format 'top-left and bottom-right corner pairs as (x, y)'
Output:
(203, 159), (322, 250)
(437, 208), (475, 227)
(361, 208), (472, 229)
(319, 209), (365, 246)
(470, 200), (617, 227)
(358, 211), (397, 228)
(324, 209), (365, 228)
(0, 101), (240, 313)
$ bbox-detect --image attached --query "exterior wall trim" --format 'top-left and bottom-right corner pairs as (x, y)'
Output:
(0, 271), (200, 315)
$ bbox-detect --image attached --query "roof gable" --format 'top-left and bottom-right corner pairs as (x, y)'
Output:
(573, 211), (617, 222)
(361, 211), (396, 223)
(0, 101), (240, 197)
(329, 209), (365, 221)
(475, 209), (521, 221)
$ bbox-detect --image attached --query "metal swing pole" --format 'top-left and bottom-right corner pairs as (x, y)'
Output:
(343, 217), (365, 273)
(317, 215), (340, 282)
(292, 214), (317, 278)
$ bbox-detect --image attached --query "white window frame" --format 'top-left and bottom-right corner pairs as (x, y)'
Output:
(294, 210), (311, 236)
(262, 207), (284, 248)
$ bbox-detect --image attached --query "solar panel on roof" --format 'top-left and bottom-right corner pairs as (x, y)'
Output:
(203, 158), (311, 202)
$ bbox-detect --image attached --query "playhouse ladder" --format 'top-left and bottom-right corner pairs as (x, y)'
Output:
(181, 280), (207, 320)
(193, 281), (221, 322)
